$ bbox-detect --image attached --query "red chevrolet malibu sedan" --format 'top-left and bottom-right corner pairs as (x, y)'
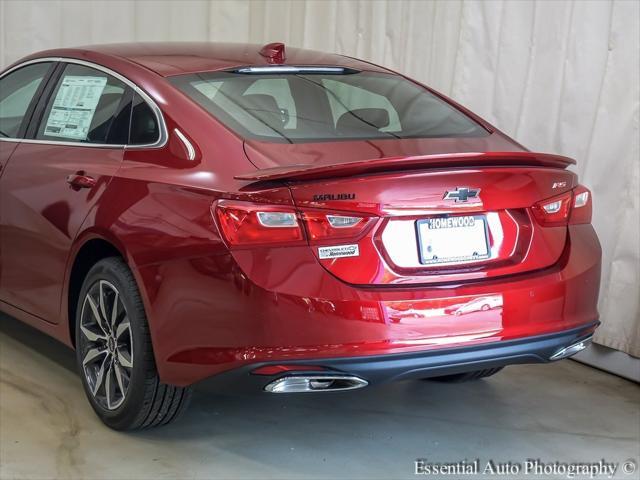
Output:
(0, 43), (601, 429)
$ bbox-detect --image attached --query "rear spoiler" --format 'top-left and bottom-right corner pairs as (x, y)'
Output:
(235, 151), (576, 182)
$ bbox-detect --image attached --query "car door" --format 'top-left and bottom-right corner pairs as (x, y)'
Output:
(0, 60), (133, 323)
(0, 61), (58, 316)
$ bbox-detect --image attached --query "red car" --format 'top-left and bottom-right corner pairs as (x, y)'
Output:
(0, 42), (601, 430)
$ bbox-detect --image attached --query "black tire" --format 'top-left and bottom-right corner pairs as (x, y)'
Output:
(75, 257), (192, 430)
(426, 367), (504, 383)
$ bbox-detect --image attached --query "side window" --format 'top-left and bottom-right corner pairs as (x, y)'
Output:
(0, 62), (51, 138)
(36, 63), (130, 144)
(321, 79), (401, 133)
(129, 92), (160, 145)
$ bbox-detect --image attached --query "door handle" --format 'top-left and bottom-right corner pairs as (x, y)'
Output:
(66, 173), (96, 189)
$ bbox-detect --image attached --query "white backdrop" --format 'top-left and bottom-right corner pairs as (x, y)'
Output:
(1, 0), (639, 356)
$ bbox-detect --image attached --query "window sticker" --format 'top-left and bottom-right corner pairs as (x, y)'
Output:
(43, 76), (107, 140)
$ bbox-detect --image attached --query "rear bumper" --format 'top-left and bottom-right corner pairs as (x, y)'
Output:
(200, 321), (598, 391)
(138, 224), (602, 387)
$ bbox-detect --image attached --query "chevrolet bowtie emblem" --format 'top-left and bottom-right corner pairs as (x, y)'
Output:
(443, 187), (481, 202)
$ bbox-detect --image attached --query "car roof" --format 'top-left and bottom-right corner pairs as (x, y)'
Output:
(24, 42), (390, 77)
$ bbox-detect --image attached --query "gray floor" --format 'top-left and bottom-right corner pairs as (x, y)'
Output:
(1, 312), (639, 480)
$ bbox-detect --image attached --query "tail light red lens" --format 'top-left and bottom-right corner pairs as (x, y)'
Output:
(531, 185), (593, 226)
(302, 210), (374, 243)
(569, 185), (592, 224)
(215, 200), (375, 247)
(215, 200), (304, 246)
(532, 191), (573, 226)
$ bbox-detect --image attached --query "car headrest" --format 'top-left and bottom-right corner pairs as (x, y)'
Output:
(336, 108), (390, 134)
(87, 93), (123, 141)
(239, 94), (286, 125)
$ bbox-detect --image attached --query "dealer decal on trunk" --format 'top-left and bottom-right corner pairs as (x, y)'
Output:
(318, 244), (360, 259)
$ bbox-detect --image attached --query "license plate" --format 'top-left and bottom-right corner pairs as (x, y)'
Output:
(416, 215), (490, 265)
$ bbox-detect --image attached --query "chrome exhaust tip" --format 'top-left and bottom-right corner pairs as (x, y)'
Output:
(264, 375), (368, 393)
(550, 336), (593, 361)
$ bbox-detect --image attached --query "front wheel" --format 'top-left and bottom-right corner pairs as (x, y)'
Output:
(426, 367), (504, 383)
(75, 257), (192, 430)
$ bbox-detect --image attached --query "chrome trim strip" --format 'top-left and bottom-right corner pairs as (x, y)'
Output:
(174, 128), (195, 160)
(0, 57), (167, 149)
(0, 137), (124, 148)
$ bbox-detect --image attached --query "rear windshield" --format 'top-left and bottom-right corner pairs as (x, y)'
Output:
(169, 70), (488, 143)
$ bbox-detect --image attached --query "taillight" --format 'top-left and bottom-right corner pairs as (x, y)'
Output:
(531, 185), (592, 226)
(569, 185), (592, 224)
(532, 191), (573, 226)
(302, 210), (374, 243)
(215, 200), (305, 247)
(214, 200), (374, 247)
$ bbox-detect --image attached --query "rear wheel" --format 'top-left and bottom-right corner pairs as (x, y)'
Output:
(75, 257), (192, 430)
(426, 367), (504, 383)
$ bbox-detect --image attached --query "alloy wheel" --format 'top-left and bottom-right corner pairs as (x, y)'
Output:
(79, 280), (133, 411)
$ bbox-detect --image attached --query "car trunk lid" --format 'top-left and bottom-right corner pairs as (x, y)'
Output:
(238, 143), (576, 286)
